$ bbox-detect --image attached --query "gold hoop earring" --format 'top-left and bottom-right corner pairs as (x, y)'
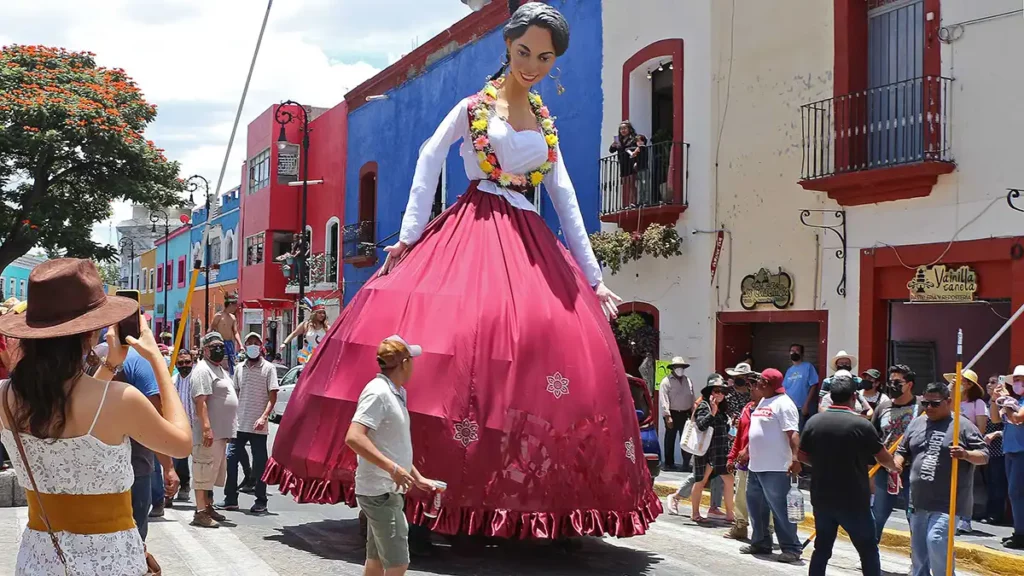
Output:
(549, 67), (565, 95)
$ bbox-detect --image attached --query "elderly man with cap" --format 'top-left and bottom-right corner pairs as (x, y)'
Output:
(660, 356), (696, 471)
(190, 331), (239, 528)
(346, 335), (441, 576)
(218, 331), (279, 515)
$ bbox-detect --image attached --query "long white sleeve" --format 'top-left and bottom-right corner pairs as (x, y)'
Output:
(544, 142), (603, 287)
(399, 98), (470, 246)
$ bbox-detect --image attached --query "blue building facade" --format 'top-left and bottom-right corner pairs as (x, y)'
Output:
(189, 186), (241, 346)
(154, 225), (193, 342)
(342, 0), (603, 304)
(0, 255), (45, 301)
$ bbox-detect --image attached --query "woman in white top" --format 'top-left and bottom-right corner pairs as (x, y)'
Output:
(0, 259), (191, 575)
(266, 3), (663, 540)
(280, 299), (330, 364)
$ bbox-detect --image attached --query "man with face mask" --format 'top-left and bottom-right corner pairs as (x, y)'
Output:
(783, 343), (820, 430)
(218, 332), (279, 515)
(190, 332), (239, 527)
(994, 365), (1024, 549)
(660, 357), (696, 471)
(870, 364), (919, 541)
(171, 350), (196, 502)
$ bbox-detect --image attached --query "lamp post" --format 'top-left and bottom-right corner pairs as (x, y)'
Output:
(275, 101), (311, 348)
(118, 237), (136, 289)
(185, 175), (211, 332)
(150, 209), (171, 337)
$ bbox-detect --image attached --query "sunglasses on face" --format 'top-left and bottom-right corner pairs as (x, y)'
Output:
(921, 400), (946, 408)
(208, 345), (224, 352)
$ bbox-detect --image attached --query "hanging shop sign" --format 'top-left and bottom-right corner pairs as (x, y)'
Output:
(740, 267), (794, 310)
(907, 264), (977, 303)
(277, 143), (300, 185)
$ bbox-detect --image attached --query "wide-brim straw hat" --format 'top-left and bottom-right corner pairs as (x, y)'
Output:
(725, 362), (756, 377)
(830, 350), (858, 371)
(943, 368), (980, 389)
(668, 356), (690, 369)
(0, 259), (138, 339)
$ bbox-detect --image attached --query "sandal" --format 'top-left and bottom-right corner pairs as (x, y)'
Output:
(692, 515), (713, 525)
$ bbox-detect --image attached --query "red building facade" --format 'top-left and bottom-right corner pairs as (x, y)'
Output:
(237, 101), (348, 357)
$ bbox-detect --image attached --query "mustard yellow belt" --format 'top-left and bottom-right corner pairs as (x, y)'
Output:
(26, 490), (135, 535)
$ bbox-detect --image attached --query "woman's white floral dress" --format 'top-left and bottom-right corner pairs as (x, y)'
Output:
(0, 380), (146, 575)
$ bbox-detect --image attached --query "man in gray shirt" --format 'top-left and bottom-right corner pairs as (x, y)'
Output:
(896, 382), (988, 576)
(345, 335), (440, 576)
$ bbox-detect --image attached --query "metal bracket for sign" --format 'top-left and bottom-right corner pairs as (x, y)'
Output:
(1008, 189), (1024, 259)
(799, 209), (847, 297)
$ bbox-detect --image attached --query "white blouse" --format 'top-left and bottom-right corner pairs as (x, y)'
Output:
(400, 97), (603, 287)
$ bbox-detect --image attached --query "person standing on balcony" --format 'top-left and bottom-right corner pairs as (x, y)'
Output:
(609, 120), (646, 207)
(660, 356), (695, 471)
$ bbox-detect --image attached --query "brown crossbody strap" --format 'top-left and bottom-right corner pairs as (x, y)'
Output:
(1, 382), (69, 572)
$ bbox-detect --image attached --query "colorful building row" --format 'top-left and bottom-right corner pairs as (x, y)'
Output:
(0, 255), (46, 301)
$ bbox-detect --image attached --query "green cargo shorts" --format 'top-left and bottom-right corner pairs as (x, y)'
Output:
(356, 492), (409, 569)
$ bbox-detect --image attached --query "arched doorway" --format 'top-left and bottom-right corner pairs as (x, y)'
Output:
(614, 302), (661, 380)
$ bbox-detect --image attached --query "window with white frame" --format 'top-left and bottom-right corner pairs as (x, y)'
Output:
(222, 229), (236, 262)
(248, 148), (271, 193)
(0, 277), (5, 298)
(148, 270), (155, 293)
(142, 268), (148, 291)
(19, 280), (25, 299)
(245, 232), (265, 265)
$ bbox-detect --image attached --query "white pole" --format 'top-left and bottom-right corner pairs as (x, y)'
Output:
(962, 301), (1024, 372)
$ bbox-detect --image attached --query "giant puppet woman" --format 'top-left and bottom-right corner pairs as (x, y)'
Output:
(265, 2), (662, 539)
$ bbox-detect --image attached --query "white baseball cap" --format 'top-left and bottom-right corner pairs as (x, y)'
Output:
(384, 334), (422, 358)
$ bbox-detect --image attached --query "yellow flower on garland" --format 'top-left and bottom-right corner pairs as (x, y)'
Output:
(530, 171), (545, 186)
(539, 162), (552, 172)
(498, 172), (513, 187)
(480, 160), (494, 174)
(545, 133), (559, 147)
(541, 118), (554, 131)
(528, 92), (542, 107)
(471, 119), (488, 132)
(483, 84), (498, 99)
(477, 151), (487, 162)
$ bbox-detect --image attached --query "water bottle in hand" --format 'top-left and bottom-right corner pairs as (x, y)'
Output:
(787, 478), (805, 523)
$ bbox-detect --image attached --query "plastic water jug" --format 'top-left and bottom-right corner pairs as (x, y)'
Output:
(786, 477), (805, 523)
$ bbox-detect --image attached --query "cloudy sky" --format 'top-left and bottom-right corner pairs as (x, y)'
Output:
(1, 0), (474, 247)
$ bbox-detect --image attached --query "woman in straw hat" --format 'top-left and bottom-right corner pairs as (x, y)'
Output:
(944, 367), (989, 535)
(0, 259), (192, 575)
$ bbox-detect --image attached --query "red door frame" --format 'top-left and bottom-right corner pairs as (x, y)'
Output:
(716, 310), (829, 378)
(858, 237), (1024, 372)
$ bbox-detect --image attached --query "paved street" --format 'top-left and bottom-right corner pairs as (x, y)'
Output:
(0, 424), (980, 575)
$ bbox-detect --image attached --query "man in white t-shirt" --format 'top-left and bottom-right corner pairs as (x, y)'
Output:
(345, 335), (440, 576)
(741, 368), (803, 563)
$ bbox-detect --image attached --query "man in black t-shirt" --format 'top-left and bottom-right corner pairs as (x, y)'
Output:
(800, 375), (898, 576)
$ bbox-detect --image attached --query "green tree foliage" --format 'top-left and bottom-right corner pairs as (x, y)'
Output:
(0, 44), (183, 272)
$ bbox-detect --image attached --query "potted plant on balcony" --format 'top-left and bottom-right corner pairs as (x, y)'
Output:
(613, 312), (657, 357)
(589, 224), (682, 275)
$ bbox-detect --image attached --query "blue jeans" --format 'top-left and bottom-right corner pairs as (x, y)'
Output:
(225, 432), (268, 506)
(130, 474), (152, 541)
(151, 456), (165, 505)
(909, 510), (953, 576)
(747, 471), (801, 554)
(810, 506), (881, 576)
(1007, 452), (1024, 537)
(872, 468), (910, 542)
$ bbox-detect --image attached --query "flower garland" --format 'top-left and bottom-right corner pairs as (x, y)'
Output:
(468, 79), (559, 189)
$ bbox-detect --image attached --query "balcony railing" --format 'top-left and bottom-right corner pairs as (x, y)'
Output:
(342, 221), (376, 263)
(801, 76), (953, 180)
(600, 140), (688, 215)
(286, 251), (338, 288)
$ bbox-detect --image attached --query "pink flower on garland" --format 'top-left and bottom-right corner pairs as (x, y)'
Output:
(473, 135), (490, 149)
(548, 149), (558, 163)
(539, 106), (550, 118)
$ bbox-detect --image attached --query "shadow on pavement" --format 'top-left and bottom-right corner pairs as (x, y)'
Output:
(266, 519), (663, 575)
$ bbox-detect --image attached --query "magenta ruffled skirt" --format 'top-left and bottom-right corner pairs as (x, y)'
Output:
(264, 184), (662, 539)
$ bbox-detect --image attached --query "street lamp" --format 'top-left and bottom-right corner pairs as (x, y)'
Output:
(150, 209), (171, 338)
(275, 100), (312, 348)
(185, 175), (212, 331)
(118, 237), (136, 289)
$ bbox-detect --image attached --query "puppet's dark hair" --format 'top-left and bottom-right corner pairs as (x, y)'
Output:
(489, 2), (570, 81)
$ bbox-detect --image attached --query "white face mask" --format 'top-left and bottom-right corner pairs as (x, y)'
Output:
(245, 345), (262, 360)
(673, 368), (685, 377)
(1014, 381), (1024, 395)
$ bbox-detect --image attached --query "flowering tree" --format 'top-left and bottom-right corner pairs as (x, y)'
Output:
(0, 44), (183, 273)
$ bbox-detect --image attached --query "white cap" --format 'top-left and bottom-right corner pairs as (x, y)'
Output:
(833, 369), (854, 379)
(385, 334), (422, 358)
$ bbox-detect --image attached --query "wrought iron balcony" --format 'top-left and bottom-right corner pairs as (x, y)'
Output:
(285, 251), (339, 290)
(800, 76), (953, 181)
(342, 221), (377, 266)
(599, 140), (688, 232)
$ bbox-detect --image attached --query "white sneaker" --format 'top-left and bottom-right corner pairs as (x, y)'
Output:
(666, 495), (679, 515)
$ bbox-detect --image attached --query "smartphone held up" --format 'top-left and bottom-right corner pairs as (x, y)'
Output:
(115, 290), (141, 345)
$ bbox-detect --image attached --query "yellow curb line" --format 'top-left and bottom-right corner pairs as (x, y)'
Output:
(653, 482), (1024, 576)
